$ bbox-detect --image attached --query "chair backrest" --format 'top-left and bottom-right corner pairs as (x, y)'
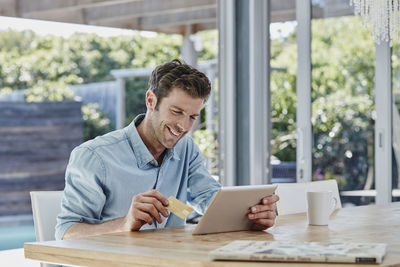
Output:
(30, 191), (63, 242)
(275, 180), (342, 215)
(30, 191), (63, 267)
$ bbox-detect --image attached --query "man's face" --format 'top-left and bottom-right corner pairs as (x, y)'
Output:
(148, 87), (203, 149)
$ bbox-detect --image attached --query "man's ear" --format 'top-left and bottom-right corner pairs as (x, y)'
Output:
(146, 89), (157, 111)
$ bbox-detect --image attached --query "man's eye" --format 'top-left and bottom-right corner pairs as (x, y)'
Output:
(172, 110), (182, 115)
(190, 116), (197, 120)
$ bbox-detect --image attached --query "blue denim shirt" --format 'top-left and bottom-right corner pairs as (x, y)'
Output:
(55, 114), (220, 240)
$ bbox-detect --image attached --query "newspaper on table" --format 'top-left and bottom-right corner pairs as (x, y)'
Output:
(209, 240), (387, 264)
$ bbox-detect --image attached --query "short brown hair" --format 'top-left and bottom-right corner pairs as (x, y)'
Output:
(148, 59), (211, 109)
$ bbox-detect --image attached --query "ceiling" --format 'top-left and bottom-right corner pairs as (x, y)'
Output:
(0, 0), (353, 35)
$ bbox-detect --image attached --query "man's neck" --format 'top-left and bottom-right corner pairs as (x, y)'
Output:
(136, 116), (165, 163)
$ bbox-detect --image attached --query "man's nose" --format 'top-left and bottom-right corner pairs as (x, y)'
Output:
(176, 123), (184, 132)
(177, 117), (192, 132)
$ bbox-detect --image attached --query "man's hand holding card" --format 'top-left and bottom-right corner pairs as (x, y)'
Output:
(125, 187), (277, 234)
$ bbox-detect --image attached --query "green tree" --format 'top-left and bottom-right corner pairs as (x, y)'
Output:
(271, 16), (375, 190)
(0, 29), (217, 141)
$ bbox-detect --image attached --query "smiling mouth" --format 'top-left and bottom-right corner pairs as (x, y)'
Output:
(167, 126), (180, 138)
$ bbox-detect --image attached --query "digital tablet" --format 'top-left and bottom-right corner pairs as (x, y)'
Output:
(192, 184), (277, 235)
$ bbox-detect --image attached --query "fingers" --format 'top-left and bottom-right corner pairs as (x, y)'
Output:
(261, 194), (279, 205)
(248, 210), (277, 220)
(132, 207), (154, 225)
(250, 204), (277, 214)
(129, 190), (170, 227)
(134, 195), (169, 218)
(142, 189), (169, 206)
(133, 202), (164, 224)
(248, 193), (279, 217)
(248, 194), (279, 231)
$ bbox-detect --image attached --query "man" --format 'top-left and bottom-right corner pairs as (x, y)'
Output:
(55, 59), (279, 240)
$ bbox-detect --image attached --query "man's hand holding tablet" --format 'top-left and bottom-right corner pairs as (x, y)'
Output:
(121, 186), (279, 234)
(248, 194), (279, 231)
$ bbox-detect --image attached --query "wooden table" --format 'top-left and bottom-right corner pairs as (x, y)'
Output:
(24, 202), (400, 267)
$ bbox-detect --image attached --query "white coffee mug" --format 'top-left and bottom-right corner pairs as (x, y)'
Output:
(306, 191), (337, 226)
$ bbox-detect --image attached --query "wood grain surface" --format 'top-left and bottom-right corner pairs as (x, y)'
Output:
(24, 202), (400, 267)
(0, 101), (82, 216)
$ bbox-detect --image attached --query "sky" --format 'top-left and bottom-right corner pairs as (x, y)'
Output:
(0, 16), (295, 39)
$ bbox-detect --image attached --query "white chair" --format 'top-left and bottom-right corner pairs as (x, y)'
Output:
(30, 191), (63, 267)
(274, 180), (342, 215)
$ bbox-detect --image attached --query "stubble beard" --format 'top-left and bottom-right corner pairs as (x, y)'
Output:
(150, 111), (179, 149)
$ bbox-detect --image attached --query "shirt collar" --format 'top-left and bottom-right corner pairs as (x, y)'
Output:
(125, 114), (180, 169)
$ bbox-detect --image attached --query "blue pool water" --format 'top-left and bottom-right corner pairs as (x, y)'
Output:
(0, 224), (36, 250)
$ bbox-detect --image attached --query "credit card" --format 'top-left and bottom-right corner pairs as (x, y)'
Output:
(166, 196), (194, 220)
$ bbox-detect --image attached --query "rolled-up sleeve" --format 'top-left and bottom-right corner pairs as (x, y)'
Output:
(187, 140), (221, 214)
(55, 147), (107, 240)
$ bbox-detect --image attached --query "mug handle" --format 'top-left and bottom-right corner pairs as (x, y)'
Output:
(329, 197), (338, 215)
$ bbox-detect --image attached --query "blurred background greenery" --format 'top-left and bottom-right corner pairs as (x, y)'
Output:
(1, 16), (396, 190)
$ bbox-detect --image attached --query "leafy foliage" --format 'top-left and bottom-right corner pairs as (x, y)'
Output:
(82, 103), (114, 141)
(22, 81), (113, 141)
(0, 30), (184, 89)
(1, 18), (390, 190)
(271, 16), (376, 190)
(0, 29), (217, 143)
(125, 77), (149, 125)
(193, 129), (218, 174)
(25, 81), (75, 102)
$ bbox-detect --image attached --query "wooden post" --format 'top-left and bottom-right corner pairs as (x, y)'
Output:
(115, 77), (126, 129)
